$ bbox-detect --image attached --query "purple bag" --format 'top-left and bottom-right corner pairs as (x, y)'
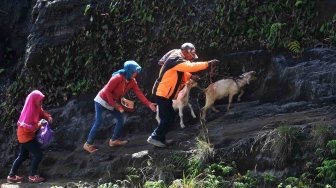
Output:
(37, 122), (54, 149)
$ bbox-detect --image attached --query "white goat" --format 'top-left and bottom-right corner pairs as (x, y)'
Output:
(156, 79), (198, 128)
(201, 71), (256, 120)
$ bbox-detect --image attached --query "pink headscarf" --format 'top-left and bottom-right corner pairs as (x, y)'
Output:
(17, 90), (45, 129)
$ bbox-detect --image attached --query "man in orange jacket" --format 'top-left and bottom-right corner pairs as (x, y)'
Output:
(147, 42), (219, 147)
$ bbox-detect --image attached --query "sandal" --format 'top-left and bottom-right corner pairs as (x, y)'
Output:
(83, 142), (98, 153)
(28, 175), (45, 183)
(109, 139), (128, 147)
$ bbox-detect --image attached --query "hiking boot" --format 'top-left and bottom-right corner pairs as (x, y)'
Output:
(7, 175), (23, 183)
(83, 142), (98, 153)
(109, 139), (128, 147)
(147, 136), (166, 148)
(28, 175), (45, 183)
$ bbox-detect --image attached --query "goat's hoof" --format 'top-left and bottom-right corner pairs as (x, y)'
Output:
(181, 125), (185, 129)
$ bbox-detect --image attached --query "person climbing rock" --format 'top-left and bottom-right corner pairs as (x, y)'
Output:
(83, 60), (156, 153)
(147, 42), (219, 147)
(7, 90), (53, 183)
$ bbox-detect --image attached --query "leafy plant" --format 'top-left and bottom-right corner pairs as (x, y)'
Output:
(272, 125), (297, 167)
(144, 180), (166, 188)
(84, 4), (91, 16)
(326, 140), (336, 156)
(316, 160), (336, 185)
(312, 125), (331, 149)
(319, 14), (336, 46)
(196, 163), (234, 188)
(263, 172), (277, 186)
(234, 170), (258, 188)
(295, 0), (303, 7)
(287, 40), (302, 58)
(284, 177), (299, 186)
(268, 22), (284, 48)
(193, 136), (214, 166)
(169, 178), (195, 188)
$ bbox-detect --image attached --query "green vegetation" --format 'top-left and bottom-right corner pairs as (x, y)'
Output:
(1, 1), (336, 187)
(287, 40), (302, 58)
(90, 137), (336, 187)
(2, 0), (336, 129)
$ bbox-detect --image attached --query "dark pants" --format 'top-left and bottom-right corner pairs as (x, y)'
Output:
(151, 96), (175, 142)
(9, 139), (43, 176)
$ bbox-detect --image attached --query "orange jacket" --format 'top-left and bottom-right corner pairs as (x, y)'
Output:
(153, 51), (209, 99)
(17, 110), (51, 143)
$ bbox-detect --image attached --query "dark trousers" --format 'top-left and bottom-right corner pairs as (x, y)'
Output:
(151, 96), (175, 142)
(9, 139), (43, 176)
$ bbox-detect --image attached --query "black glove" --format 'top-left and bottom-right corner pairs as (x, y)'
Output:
(190, 75), (200, 81)
(208, 59), (220, 65)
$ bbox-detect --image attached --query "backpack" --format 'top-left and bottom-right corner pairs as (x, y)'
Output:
(37, 122), (54, 149)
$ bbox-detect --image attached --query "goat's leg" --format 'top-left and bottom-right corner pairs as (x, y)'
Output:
(237, 89), (244, 102)
(178, 106), (185, 128)
(227, 94), (233, 111)
(201, 94), (215, 120)
(211, 106), (219, 112)
(187, 103), (197, 118)
(155, 106), (160, 124)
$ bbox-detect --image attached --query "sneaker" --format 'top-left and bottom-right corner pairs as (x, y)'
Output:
(109, 139), (128, 147)
(28, 175), (45, 183)
(7, 175), (23, 183)
(83, 142), (98, 153)
(147, 136), (166, 148)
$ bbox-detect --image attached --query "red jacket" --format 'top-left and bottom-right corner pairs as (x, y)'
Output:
(98, 74), (151, 109)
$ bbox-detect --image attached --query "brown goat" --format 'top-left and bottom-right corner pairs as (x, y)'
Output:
(201, 71), (256, 120)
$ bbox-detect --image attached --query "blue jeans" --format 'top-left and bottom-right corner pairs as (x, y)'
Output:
(9, 139), (43, 176)
(151, 96), (175, 142)
(86, 102), (125, 144)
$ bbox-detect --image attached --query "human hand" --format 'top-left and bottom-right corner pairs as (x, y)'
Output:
(38, 119), (48, 127)
(116, 105), (125, 113)
(190, 75), (200, 81)
(149, 103), (157, 112)
(47, 117), (53, 124)
(208, 59), (220, 66)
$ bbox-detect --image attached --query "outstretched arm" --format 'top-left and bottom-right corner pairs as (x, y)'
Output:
(131, 80), (156, 112)
(173, 61), (209, 73)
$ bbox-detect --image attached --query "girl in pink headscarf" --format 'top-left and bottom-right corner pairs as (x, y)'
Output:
(7, 90), (52, 183)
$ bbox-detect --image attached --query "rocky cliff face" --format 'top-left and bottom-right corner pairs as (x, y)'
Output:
(1, 47), (335, 182)
(25, 0), (91, 68)
(261, 48), (336, 103)
(0, 0), (336, 185)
